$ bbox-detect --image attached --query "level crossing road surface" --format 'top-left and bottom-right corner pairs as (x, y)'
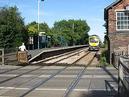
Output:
(0, 66), (118, 97)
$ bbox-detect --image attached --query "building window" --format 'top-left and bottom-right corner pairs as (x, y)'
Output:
(116, 11), (129, 30)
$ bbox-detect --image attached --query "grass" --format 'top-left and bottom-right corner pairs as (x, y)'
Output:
(96, 48), (113, 67)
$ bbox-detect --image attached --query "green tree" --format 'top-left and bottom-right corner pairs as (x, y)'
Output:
(27, 21), (50, 35)
(52, 19), (90, 46)
(0, 6), (27, 48)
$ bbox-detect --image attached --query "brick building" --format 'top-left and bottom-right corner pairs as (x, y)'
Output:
(104, 0), (129, 63)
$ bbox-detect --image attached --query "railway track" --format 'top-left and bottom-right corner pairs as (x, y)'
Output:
(0, 48), (86, 74)
(41, 48), (89, 65)
(31, 47), (88, 64)
(63, 51), (97, 97)
(0, 48), (99, 97)
(0, 48), (89, 86)
(18, 51), (97, 97)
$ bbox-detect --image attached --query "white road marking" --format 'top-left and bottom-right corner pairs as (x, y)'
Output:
(0, 65), (116, 69)
(0, 74), (17, 77)
(21, 75), (37, 77)
(0, 87), (118, 91)
(39, 75), (51, 77)
(86, 67), (117, 70)
(0, 74), (118, 78)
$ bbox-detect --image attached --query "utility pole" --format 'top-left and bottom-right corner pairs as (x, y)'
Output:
(38, 0), (40, 31)
(38, 0), (45, 31)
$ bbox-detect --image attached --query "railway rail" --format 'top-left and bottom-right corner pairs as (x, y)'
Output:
(31, 47), (87, 64)
(0, 47), (89, 83)
(0, 47), (86, 74)
(63, 52), (97, 97)
(18, 51), (97, 97)
(0, 47), (100, 97)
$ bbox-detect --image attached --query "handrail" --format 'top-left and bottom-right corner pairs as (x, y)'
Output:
(0, 49), (4, 66)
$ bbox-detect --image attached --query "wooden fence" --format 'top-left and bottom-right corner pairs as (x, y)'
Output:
(118, 57), (129, 97)
(112, 52), (129, 97)
(0, 48), (18, 65)
(0, 49), (4, 65)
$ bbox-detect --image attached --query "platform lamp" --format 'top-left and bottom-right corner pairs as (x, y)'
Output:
(38, 0), (45, 49)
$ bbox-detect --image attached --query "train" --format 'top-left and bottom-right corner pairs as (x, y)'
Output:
(88, 35), (100, 51)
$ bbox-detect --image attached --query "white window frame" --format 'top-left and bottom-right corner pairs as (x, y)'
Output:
(116, 10), (129, 31)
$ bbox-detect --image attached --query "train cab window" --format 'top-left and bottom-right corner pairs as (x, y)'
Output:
(90, 38), (98, 43)
(116, 11), (129, 30)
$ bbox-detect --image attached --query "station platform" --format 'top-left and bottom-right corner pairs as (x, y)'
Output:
(2, 45), (87, 65)
(28, 45), (87, 63)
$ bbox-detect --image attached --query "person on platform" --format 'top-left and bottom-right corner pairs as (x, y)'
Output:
(19, 43), (27, 51)
(18, 43), (31, 59)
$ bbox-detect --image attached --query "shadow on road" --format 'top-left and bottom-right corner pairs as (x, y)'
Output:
(68, 90), (117, 97)
(101, 66), (118, 82)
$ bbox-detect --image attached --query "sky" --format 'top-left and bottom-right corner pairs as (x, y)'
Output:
(0, 0), (116, 41)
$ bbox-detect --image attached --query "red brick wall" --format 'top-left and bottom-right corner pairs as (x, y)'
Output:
(108, 0), (129, 33)
(107, 0), (129, 63)
(110, 34), (129, 51)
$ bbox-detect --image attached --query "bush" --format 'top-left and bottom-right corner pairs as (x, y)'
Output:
(98, 50), (110, 67)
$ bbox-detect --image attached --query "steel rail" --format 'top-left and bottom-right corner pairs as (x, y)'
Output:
(19, 50), (92, 97)
(0, 66), (24, 74)
(44, 50), (89, 65)
(3, 49), (87, 93)
(16, 50), (89, 89)
(0, 50), (87, 96)
(0, 48), (87, 74)
(0, 48), (87, 87)
(63, 52), (97, 97)
(31, 47), (87, 64)
(0, 66), (43, 84)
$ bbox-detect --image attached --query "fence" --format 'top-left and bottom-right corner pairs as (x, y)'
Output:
(0, 48), (18, 65)
(112, 51), (129, 97)
(112, 51), (128, 69)
(118, 57), (129, 97)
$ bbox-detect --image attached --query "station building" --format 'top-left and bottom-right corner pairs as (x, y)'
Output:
(104, 0), (129, 63)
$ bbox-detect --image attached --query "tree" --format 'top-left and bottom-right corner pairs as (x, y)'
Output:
(27, 21), (38, 35)
(26, 21), (51, 49)
(52, 19), (90, 46)
(0, 6), (27, 48)
(27, 21), (50, 35)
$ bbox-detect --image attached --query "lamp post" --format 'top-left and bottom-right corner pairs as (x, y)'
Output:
(38, 0), (44, 49)
(38, 0), (40, 31)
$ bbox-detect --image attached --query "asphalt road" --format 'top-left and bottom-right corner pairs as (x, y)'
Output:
(0, 66), (118, 97)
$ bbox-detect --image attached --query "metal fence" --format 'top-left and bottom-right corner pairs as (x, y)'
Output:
(118, 57), (129, 97)
(0, 48), (18, 65)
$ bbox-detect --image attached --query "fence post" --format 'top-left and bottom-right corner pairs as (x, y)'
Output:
(119, 62), (123, 81)
(0, 49), (4, 66)
(128, 44), (129, 56)
(2, 49), (4, 66)
(118, 59), (123, 97)
(118, 57), (129, 97)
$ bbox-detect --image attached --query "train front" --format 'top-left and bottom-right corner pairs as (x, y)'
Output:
(89, 35), (99, 51)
